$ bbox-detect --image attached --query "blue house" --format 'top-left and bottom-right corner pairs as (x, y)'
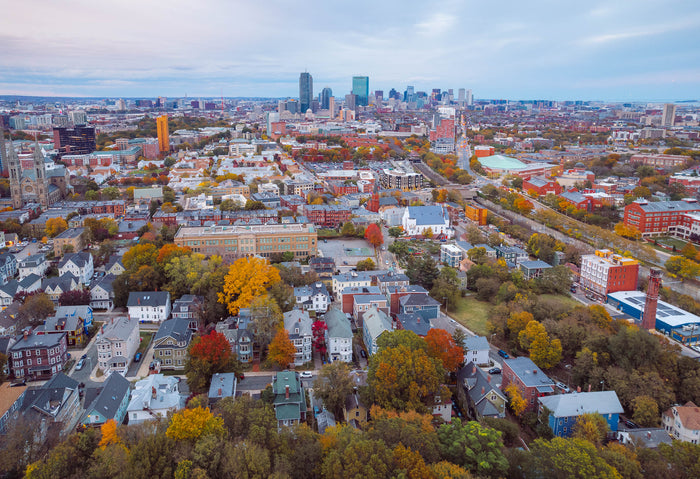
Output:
(538, 391), (624, 438)
(399, 293), (441, 321)
(81, 372), (131, 427)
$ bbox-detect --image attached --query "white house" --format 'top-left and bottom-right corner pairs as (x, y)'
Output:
(90, 274), (116, 310)
(324, 307), (353, 363)
(126, 374), (183, 424)
(58, 252), (94, 285)
(284, 309), (313, 366)
(463, 335), (490, 366)
(362, 306), (393, 356)
(127, 291), (172, 323)
(401, 205), (452, 238)
(293, 282), (331, 313)
(18, 253), (48, 280)
(95, 316), (139, 375)
(663, 401), (700, 443)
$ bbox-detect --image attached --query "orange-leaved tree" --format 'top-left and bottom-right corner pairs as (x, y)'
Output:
(156, 243), (191, 264)
(218, 256), (281, 315)
(166, 406), (225, 442)
(268, 328), (295, 369)
(98, 419), (121, 449)
(365, 223), (384, 248)
(45, 217), (68, 237)
(425, 328), (463, 373)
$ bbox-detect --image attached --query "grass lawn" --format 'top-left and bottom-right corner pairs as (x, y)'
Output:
(539, 294), (580, 308)
(449, 296), (493, 336)
(654, 236), (690, 251)
(137, 332), (154, 354)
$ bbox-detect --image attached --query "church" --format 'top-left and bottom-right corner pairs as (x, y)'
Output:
(2, 132), (69, 209)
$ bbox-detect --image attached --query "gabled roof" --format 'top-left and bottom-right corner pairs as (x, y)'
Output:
(20, 372), (79, 418)
(154, 318), (192, 345)
(105, 255), (124, 272)
(463, 336), (489, 351)
(18, 274), (41, 290)
(58, 252), (92, 270)
(560, 190), (587, 204)
(98, 317), (137, 342)
(90, 274), (116, 294)
(41, 273), (78, 293)
(539, 391), (624, 417)
(19, 253), (46, 268)
(396, 313), (431, 336)
(283, 309), (312, 339)
(504, 357), (555, 390)
(323, 307), (352, 339)
(399, 293), (440, 307)
(362, 307), (393, 341)
(664, 401), (700, 430)
(127, 291), (170, 308)
(406, 205), (449, 225)
(458, 362), (506, 414)
(82, 373), (130, 423)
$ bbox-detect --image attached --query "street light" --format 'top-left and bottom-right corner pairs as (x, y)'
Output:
(600, 380), (605, 391)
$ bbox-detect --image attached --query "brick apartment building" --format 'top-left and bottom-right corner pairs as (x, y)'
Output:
(579, 250), (639, 300)
(303, 204), (352, 228)
(630, 154), (690, 169)
(523, 177), (563, 196)
(502, 357), (555, 412)
(9, 330), (68, 381)
(623, 198), (700, 237)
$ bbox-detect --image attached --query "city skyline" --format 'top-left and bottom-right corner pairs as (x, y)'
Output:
(1, 0), (699, 101)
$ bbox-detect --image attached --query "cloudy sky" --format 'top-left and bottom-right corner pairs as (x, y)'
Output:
(1, 0), (699, 101)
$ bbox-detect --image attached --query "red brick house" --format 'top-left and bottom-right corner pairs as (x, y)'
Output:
(9, 330), (68, 381)
(523, 177), (562, 196)
(501, 357), (555, 412)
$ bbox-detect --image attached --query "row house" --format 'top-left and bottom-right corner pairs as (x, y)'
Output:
(10, 330), (68, 381)
(328, 181), (359, 196)
(302, 204), (352, 229)
(374, 271), (410, 296)
(284, 309), (313, 366)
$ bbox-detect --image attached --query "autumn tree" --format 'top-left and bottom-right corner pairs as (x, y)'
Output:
(58, 288), (91, 306)
(341, 222), (356, 236)
(572, 412), (609, 447)
(122, 243), (158, 271)
(437, 419), (509, 478)
(631, 395), (660, 427)
(614, 222), (642, 240)
(249, 295), (283, 351)
(425, 328), (464, 372)
(665, 255), (700, 279)
(313, 361), (355, 419)
(355, 258), (376, 271)
(17, 292), (55, 327)
(528, 437), (621, 479)
(268, 328), (295, 369)
(388, 226), (404, 238)
(185, 331), (239, 393)
(218, 257), (281, 315)
(166, 406), (225, 442)
(98, 419), (122, 449)
(156, 243), (191, 265)
(312, 320), (328, 355)
(504, 383), (527, 417)
(45, 217), (68, 237)
(507, 311), (534, 339)
(423, 227), (434, 239)
(518, 320), (562, 369)
(364, 223), (384, 248)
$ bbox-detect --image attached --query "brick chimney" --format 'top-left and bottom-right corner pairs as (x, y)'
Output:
(285, 385), (290, 399)
(643, 268), (662, 330)
(481, 386), (485, 395)
(152, 386), (157, 399)
(487, 375), (491, 383)
(472, 364), (476, 375)
(23, 330), (29, 340)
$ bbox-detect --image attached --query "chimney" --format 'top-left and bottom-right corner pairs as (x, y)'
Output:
(152, 386), (157, 399)
(643, 269), (662, 330)
(487, 375), (491, 383)
(285, 385), (290, 399)
(481, 386), (485, 395)
(577, 386), (581, 393)
(472, 364), (476, 375)
(138, 297), (141, 305)
(23, 330), (29, 340)
(533, 369), (537, 374)
(588, 384), (591, 392)
(218, 388), (222, 397)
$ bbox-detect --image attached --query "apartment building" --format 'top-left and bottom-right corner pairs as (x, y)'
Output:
(174, 223), (317, 260)
(9, 330), (68, 381)
(53, 228), (85, 257)
(624, 199), (700, 237)
(579, 250), (639, 299)
(95, 316), (139, 375)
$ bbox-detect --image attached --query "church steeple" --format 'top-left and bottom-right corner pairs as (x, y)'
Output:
(33, 135), (49, 208)
(6, 131), (22, 209)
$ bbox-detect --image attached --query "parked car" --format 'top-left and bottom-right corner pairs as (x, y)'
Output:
(556, 381), (571, 393)
(134, 352), (142, 362)
(488, 367), (501, 375)
(497, 350), (510, 359)
(299, 371), (313, 378)
(75, 358), (86, 370)
(360, 349), (367, 358)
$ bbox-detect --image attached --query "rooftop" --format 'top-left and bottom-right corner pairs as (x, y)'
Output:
(539, 391), (624, 417)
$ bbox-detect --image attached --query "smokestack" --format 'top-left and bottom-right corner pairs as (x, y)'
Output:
(643, 268), (662, 330)
(285, 385), (290, 399)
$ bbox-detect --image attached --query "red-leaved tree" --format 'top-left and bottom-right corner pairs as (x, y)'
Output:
(59, 289), (92, 306)
(312, 320), (328, 355)
(189, 330), (232, 370)
(365, 223), (384, 248)
(425, 328), (464, 373)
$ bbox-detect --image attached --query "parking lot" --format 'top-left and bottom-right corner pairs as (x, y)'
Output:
(318, 238), (375, 269)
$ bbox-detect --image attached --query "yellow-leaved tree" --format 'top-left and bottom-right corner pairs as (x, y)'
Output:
(98, 419), (121, 449)
(166, 406), (225, 442)
(45, 217), (68, 237)
(518, 320), (562, 369)
(505, 383), (526, 417)
(218, 257), (281, 315)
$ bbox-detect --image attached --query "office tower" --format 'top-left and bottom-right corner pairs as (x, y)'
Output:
(389, 88), (399, 100)
(53, 126), (96, 155)
(662, 104), (676, 127)
(375, 90), (383, 102)
(405, 85), (415, 103)
(69, 111), (87, 126)
(321, 87), (333, 110)
(345, 94), (356, 111)
(328, 97), (335, 118)
(352, 76), (369, 107)
(299, 72), (313, 113)
(466, 89), (473, 106)
(458, 88), (466, 102)
(157, 115), (169, 153)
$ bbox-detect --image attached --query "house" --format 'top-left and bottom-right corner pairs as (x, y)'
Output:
(559, 190), (598, 212)
(215, 315), (255, 364)
(171, 294), (204, 331)
(519, 260), (553, 280)
(208, 372), (238, 405)
(0, 382), (26, 433)
(617, 428), (673, 449)
(308, 257), (336, 280)
(663, 401), (700, 443)
(126, 374), (183, 425)
(152, 318), (192, 370)
(495, 246), (529, 266)
(90, 274), (116, 310)
(440, 244), (463, 268)
(81, 372), (131, 427)
(104, 255), (125, 276)
(362, 306), (393, 356)
(53, 227), (85, 257)
(340, 285), (382, 314)
(353, 294), (389, 321)
(58, 252), (94, 285)
(386, 284), (429, 316)
(0, 275), (42, 308)
(324, 307), (353, 363)
(284, 309), (313, 366)
(293, 282), (331, 313)
(456, 362), (507, 420)
(127, 291), (172, 323)
(396, 313), (431, 337)
(18, 373), (81, 436)
(539, 391), (624, 438)
(272, 371), (307, 428)
(9, 330), (68, 381)
(398, 293), (441, 321)
(18, 253), (48, 280)
(343, 392), (368, 426)
(0, 303), (20, 336)
(428, 394), (452, 423)
(462, 336), (490, 366)
(502, 357), (556, 412)
(332, 270), (387, 298)
(42, 274), (80, 303)
(523, 177), (562, 196)
(95, 316), (139, 376)
(0, 252), (17, 284)
(374, 271), (410, 295)
(402, 205), (453, 238)
(36, 306), (91, 348)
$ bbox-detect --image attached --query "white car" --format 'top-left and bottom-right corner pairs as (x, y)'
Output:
(299, 371), (313, 378)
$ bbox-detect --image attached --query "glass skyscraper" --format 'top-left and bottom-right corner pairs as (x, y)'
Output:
(320, 87), (332, 110)
(299, 72), (313, 113)
(352, 76), (369, 107)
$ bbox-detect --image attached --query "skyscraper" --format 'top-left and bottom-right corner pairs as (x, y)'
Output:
(321, 87), (333, 110)
(157, 115), (169, 153)
(352, 76), (369, 107)
(466, 89), (473, 106)
(458, 88), (466, 102)
(299, 72), (313, 113)
(662, 104), (676, 127)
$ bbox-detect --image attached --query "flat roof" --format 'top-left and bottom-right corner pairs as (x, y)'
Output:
(608, 290), (700, 328)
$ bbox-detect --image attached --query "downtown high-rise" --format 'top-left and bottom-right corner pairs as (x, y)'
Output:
(299, 72), (313, 113)
(352, 76), (369, 107)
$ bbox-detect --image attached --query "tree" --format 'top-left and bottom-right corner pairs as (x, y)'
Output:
(665, 256), (700, 279)
(185, 331), (239, 394)
(98, 419), (121, 449)
(452, 328), (467, 349)
(513, 197), (534, 215)
(312, 320), (328, 355)
(355, 258), (376, 271)
(572, 413), (609, 447)
(425, 328), (464, 372)
(249, 295), (283, 351)
(58, 288), (91, 306)
(504, 383), (527, 416)
(166, 406), (225, 442)
(268, 281), (295, 312)
(102, 186), (121, 200)
(218, 257), (281, 315)
(518, 320), (562, 369)
(405, 254), (439, 290)
(388, 226), (404, 238)
(614, 222), (642, 240)
(122, 243), (158, 271)
(18, 293), (55, 327)
(537, 265), (573, 295)
(430, 267), (462, 311)
(423, 227), (434, 239)
(313, 362), (355, 419)
(508, 311), (534, 339)
(268, 328), (295, 369)
(364, 223), (384, 248)
(631, 395), (660, 427)
(45, 217), (68, 237)
(437, 419), (509, 478)
(341, 222), (356, 236)
(528, 437), (620, 479)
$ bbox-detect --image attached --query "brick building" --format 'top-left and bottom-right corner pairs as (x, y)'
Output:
(9, 330), (68, 381)
(579, 250), (639, 300)
(623, 199), (700, 237)
(502, 357), (555, 412)
(523, 177), (562, 196)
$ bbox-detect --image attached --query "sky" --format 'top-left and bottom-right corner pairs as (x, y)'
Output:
(1, 0), (700, 101)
